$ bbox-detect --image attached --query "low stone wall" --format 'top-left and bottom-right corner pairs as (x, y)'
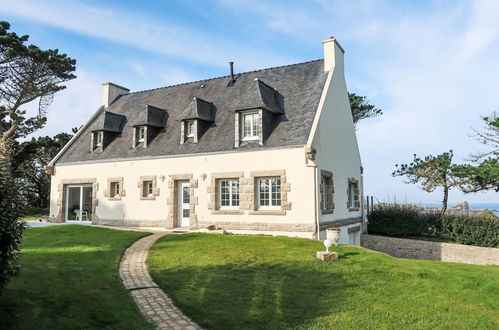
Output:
(361, 234), (499, 266)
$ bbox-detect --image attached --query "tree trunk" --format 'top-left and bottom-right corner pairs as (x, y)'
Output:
(441, 185), (449, 214)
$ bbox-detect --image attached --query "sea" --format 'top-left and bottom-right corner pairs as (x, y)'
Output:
(421, 202), (499, 216)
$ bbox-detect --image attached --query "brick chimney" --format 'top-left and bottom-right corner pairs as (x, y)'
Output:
(102, 82), (129, 107)
(322, 36), (345, 72)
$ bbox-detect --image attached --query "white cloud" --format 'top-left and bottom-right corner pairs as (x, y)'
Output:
(32, 70), (101, 138)
(1, 0), (293, 71)
(218, 0), (499, 202)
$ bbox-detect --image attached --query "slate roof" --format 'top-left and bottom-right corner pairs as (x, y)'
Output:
(56, 59), (327, 164)
(92, 111), (126, 133)
(134, 105), (168, 128)
(179, 97), (214, 122)
(231, 78), (284, 114)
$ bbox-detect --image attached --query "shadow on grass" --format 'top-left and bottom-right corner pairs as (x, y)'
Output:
(0, 226), (153, 330)
(152, 260), (354, 329)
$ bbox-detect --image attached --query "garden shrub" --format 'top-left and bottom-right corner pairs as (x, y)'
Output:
(367, 203), (441, 237)
(443, 214), (498, 247)
(0, 153), (27, 295)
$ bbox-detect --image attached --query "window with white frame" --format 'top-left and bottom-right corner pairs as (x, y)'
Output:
(186, 120), (195, 138)
(218, 179), (239, 209)
(258, 177), (281, 210)
(138, 126), (146, 143)
(348, 180), (358, 209)
(95, 131), (103, 147)
(143, 180), (153, 197)
(111, 182), (120, 198)
(241, 111), (260, 141)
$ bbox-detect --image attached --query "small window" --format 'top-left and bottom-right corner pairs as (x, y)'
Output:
(111, 182), (120, 198)
(321, 174), (334, 211)
(219, 179), (239, 209)
(95, 131), (103, 147)
(348, 181), (358, 209)
(138, 126), (145, 143)
(258, 177), (281, 210)
(143, 180), (153, 197)
(186, 120), (195, 138)
(241, 112), (260, 141)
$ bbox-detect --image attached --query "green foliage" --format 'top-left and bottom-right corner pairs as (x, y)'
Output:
(148, 233), (499, 329)
(442, 214), (498, 247)
(452, 157), (499, 192)
(0, 20), (75, 296)
(12, 132), (72, 208)
(0, 20), (76, 140)
(368, 203), (498, 247)
(393, 150), (458, 212)
(451, 111), (499, 193)
(0, 144), (26, 295)
(469, 111), (498, 162)
(0, 226), (153, 329)
(367, 203), (442, 237)
(348, 93), (383, 125)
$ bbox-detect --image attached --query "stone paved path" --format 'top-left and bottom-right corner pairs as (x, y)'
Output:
(120, 233), (203, 330)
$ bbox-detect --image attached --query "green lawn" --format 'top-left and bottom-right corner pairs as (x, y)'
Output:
(0, 225), (153, 330)
(148, 233), (499, 330)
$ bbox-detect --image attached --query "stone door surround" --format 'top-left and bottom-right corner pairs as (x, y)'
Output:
(166, 174), (199, 229)
(53, 178), (99, 223)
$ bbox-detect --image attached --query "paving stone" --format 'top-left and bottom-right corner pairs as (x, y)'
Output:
(120, 233), (203, 329)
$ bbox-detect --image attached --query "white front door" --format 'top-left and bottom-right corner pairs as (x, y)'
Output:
(177, 181), (190, 227)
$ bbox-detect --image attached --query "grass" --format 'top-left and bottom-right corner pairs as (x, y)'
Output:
(148, 233), (499, 330)
(0, 225), (153, 330)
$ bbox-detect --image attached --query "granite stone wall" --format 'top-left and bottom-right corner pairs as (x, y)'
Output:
(361, 234), (499, 266)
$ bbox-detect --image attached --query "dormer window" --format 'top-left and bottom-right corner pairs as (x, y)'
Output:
(241, 111), (260, 141)
(179, 97), (214, 144)
(90, 110), (126, 152)
(91, 130), (105, 151)
(138, 126), (145, 142)
(95, 131), (103, 146)
(186, 120), (195, 138)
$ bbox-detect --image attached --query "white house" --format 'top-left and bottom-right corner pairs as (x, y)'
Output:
(46, 37), (364, 244)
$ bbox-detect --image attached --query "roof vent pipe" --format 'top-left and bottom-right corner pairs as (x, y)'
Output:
(229, 61), (235, 83)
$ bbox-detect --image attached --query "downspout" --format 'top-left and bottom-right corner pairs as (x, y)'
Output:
(306, 147), (320, 240)
(313, 165), (320, 240)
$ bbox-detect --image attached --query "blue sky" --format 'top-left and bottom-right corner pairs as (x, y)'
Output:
(2, 0), (498, 204)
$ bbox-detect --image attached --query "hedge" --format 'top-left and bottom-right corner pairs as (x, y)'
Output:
(442, 214), (499, 247)
(367, 203), (499, 247)
(367, 203), (441, 237)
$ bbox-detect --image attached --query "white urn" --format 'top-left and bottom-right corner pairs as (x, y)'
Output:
(326, 227), (341, 245)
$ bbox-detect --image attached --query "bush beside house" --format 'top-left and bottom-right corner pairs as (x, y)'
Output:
(368, 203), (499, 247)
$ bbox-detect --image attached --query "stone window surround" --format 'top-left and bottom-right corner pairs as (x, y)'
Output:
(138, 175), (159, 200)
(347, 177), (360, 211)
(90, 131), (104, 152)
(180, 120), (198, 144)
(132, 126), (148, 148)
(320, 170), (335, 215)
(234, 109), (263, 148)
(54, 178), (99, 223)
(166, 174), (199, 229)
(104, 177), (125, 201)
(249, 170), (291, 216)
(207, 172), (245, 215)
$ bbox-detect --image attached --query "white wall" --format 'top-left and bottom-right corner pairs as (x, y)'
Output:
(49, 147), (316, 227)
(309, 39), (364, 225)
